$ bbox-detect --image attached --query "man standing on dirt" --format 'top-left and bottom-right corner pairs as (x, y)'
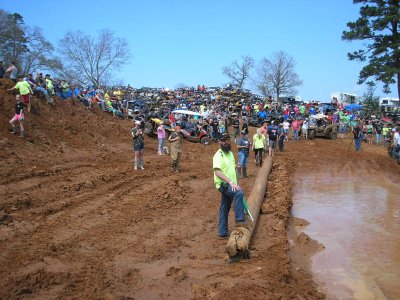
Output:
(168, 126), (182, 172)
(213, 132), (246, 239)
(353, 124), (362, 151)
(131, 120), (145, 170)
(236, 130), (251, 179)
(267, 121), (279, 157)
(231, 114), (240, 139)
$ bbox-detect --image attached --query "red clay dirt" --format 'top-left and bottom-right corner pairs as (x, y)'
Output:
(1, 78), (398, 299)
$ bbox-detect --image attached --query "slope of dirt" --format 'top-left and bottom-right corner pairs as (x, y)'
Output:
(2, 77), (398, 299)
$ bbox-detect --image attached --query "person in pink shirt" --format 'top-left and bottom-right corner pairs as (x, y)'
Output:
(291, 118), (301, 140)
(157, 121), (166, 155)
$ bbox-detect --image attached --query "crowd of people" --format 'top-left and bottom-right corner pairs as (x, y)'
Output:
(3, 65), (400, 241)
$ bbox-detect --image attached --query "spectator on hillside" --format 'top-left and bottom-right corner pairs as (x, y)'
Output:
(25, 73), (52, 103)
(6, 62), (18, 83)
(131, 120), (145, 170)
(8, 75), (33, 113)
(35, 73), (46, 88)
(45, 74), (54, 96)
(9, 95), (25, 137)
(0, 61), (5, 78)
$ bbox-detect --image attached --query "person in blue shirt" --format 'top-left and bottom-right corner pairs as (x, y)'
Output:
(267, 121), (279, 156)
(257, 109), (267, 126)
(236, 130), (251, 178)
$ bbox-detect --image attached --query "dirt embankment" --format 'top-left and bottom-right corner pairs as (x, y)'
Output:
(2, 78), (397, 299)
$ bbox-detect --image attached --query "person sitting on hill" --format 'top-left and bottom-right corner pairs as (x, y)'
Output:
(25, 73), (54, 104)
(45, 74), (54, 96)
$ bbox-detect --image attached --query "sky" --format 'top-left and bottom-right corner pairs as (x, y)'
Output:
(1, 0), (398, 101)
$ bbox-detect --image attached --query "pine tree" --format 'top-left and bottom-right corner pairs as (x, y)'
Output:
(342, 0), (400, 98)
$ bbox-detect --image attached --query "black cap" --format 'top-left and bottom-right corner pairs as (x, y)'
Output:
(241, 130), (247, 135)
(219, 132), (230, 141)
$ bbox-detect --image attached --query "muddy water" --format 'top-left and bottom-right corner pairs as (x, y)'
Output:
(292, 172), (400, 299)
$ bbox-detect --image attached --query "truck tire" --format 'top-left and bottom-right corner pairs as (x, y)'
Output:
(330, 131), (337, 140)
(200, 136), (210, 145)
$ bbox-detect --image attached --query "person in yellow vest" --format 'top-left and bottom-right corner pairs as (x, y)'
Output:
(213, 132), (246, 239)
(252, 128), (266, 166)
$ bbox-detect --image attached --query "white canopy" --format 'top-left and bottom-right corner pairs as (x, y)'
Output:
(171, 110), (206, 117)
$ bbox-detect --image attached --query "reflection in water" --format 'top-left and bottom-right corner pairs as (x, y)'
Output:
(292, 174), (400, 299)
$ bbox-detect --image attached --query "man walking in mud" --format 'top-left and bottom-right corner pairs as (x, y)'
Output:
(213, 133), (246, 239)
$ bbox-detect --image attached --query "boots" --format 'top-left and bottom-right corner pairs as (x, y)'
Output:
(242, 167), (248, 178)
(237, 167), (243, 179)
(19, 131), (24, 138)
(171, 161), (179, 173)
(11, 127), (16, 134)
(139, 159), (144, 170)
(134, 161), (138, 170)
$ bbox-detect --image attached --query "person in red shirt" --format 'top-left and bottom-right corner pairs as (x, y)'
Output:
(291, 118), (301, 140)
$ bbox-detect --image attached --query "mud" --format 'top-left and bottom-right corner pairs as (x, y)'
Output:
(1, 78), (398, 299)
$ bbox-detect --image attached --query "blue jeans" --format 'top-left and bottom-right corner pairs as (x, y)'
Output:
(218, 184), (245, 237)
(237, 151), (248, 167)
(392, 145), (400, 158)
(293, 129), (299, 140)
(158, 138), (165, 152)
(376, 134), (381, 145)
(355, 138), (361, 151)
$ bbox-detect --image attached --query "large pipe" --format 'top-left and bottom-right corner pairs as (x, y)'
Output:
(226, 156), (273, 258)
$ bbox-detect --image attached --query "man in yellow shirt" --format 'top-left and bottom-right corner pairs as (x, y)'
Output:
(213, 133), (246, 239)
(8, 75), (33, 112)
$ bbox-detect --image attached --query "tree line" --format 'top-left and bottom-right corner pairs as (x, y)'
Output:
(0, 10), (130, 87)
(1, 0), (399, 100)
(222, 0), (400, 100)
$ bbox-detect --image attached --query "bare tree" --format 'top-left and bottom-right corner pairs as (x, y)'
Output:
(58, 29), (130, 87)
(256, 51), (302, 102)
(21, 26), (62, 75)
(222, 55), (254, 89)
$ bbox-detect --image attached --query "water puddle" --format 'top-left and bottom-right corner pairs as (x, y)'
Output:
(291, 173), (400, 299)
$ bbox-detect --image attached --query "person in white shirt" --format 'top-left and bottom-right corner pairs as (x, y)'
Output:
(282, 120), (290, 141)
(302, 119), (309, 140)
(391, 128), (400, 159)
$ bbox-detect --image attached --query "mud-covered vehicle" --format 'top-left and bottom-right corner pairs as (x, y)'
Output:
(308, 114), (338, 140)
(145, 117), (173, 137)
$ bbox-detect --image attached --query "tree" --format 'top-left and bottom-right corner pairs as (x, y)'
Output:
(58, 29), (130, 87)
(0, 10), (61, 75)
(222, 55), (254, 89)
(342, 0), (400, 98)
(20, 27), (63, 75)
(0, 11), (28, 65)
(256, 51), (302, 102)
(362, 81), (382, 116)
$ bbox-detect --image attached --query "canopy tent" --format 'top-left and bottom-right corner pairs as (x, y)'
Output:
(344, 104), (363, 111)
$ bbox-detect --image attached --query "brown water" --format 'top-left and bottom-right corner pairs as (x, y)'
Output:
(292, 173), (400, 300)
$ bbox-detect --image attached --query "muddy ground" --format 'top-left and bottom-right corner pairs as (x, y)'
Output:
(1, 79), (399, 299)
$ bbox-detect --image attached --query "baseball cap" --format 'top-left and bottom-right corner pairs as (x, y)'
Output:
(219, 132), (230, 141)
(241, 130), (246, 135)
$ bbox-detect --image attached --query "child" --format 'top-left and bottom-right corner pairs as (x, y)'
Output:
(10, 95), (25, 137)
(278, 124), (286, 152)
